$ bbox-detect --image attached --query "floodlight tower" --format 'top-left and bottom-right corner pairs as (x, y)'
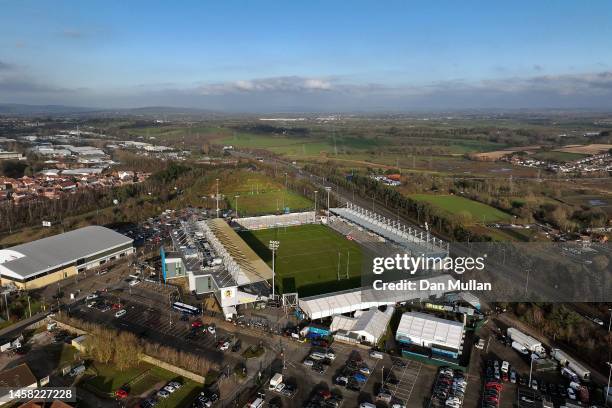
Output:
(325, 186), (332, 220)
(314, 190), (318, 221)
(235, 195), (239, 218)
(269, 240), (280, 299)
(215, 178), (220, 218)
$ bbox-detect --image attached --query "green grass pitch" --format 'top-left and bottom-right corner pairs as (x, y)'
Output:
(238, 224), (364, 297)
(410, 194), (513, 224)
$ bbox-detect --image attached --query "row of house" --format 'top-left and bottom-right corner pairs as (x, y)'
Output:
(0, 170), (149, 204)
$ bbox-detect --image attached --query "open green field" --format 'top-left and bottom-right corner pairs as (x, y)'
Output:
(239, 224), (364, 296)
(221, 133), (387, 157)
(410, 194), (513, 224)
(223, 173), (313, 216)
(531, 150), (588, 163)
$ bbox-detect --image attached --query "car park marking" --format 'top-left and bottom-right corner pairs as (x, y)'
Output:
(385, 360), (422, 402)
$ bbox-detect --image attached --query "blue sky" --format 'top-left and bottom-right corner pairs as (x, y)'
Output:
(1, 0), (611, 111)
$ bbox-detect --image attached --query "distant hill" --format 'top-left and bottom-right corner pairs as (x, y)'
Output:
(0, 103), (225, 118)
(0, 103), (96, 115)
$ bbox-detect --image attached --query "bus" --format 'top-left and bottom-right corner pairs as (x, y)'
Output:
(172, 302), (201, 316)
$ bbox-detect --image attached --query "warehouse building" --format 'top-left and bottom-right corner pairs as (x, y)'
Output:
(396, 312), (465, 359)
(0, 226), (134, 289)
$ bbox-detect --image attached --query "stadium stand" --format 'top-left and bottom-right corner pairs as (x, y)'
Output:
(233, 211), (316, 230)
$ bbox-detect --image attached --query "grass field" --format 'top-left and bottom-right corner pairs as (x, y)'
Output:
(531, 150), (587, 163)
(239, 224), (364, 296)
(223, 173), (313, 216)
(410, 194), (513, 224)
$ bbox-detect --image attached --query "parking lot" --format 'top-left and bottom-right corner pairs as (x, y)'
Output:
(465, 316), (602, 408)
(69, 291), (246, 369)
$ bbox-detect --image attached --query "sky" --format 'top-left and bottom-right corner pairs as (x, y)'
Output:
(1, 0), (612, 112)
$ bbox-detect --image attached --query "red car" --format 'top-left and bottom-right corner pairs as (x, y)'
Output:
(115, 388), (129, 399)
(112, 303), (123, 310)
(191, 320), (204, 328)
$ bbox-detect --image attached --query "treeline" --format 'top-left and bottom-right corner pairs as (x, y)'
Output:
(59, 315), (218, 373)
(508, 303), (612, 376)
(304, 164), (491, 242)
(230, 124), (310, 137)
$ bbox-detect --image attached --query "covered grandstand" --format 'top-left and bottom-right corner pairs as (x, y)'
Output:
(330, 202), (448, 257)
(162, 218), (273, 317)
(233, 211), (315, 230)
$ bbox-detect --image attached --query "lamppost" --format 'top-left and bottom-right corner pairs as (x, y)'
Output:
(215, 178), (220, 218)
(269, 240), (280, 300)
(607, 308), (612, 406)
(235, 195), (239, 218)
(604, 361), (612, 407)
(325, 186), (331, 220)
(528, 353), (535, 387)
(314, 190), (318, 221)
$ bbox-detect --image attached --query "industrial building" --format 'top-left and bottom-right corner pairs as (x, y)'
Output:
(0, 226), (134, 289)
(395, 311), (465, 359)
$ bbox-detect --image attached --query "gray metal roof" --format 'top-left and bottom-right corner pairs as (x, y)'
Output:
(0, 226), (132, 279)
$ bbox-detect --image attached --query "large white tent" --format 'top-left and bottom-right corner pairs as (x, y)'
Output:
(298, 274), (457, 320)
(331, 307), (393, 344)
(396, 312), (465, 357)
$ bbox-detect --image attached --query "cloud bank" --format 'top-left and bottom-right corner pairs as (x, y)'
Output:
(2, 64), (612, 111)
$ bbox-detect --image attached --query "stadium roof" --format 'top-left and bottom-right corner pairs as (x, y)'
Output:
(299, 274), (457, 319)
(205, 219), (273, 285)
(396, 312), (464, 351)
(330, 206), (447, 256)
(0, 226), (133, 280)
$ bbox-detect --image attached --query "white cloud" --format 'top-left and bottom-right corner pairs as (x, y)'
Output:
(197, 76), (335, 95)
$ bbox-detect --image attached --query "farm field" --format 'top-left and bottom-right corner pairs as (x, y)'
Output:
(221, 133), (387, 157)
(409, 194), (513, 224)
(555, 143), (612, 154)
(238, 224), (364, 296)
(530, 150), (587, 163)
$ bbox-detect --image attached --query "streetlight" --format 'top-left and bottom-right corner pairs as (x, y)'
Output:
(314, 190), (318, 221)
(607, 308), (612, 407)
(269, 240), (280, 300)
(235, 195), (239, 218)
(528, 353), (535, 387)
(325, 186), (331, 220)
(215, 178), (220, 218)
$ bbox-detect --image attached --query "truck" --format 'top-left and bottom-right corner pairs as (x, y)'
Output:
(269, 373), (283, 391)
(0, 335), (23, 352)
(511, 341), (529, 355)
(552, 348), (590, 381)
(507, 327), (545, 354)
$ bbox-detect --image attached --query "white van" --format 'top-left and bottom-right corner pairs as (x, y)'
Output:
(69, 365), (86, 377)
(249, 398), (264, 408)
(115, 309), (127, 318)
(309, 352), (326, 361)
(359, 403), (376, 408)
